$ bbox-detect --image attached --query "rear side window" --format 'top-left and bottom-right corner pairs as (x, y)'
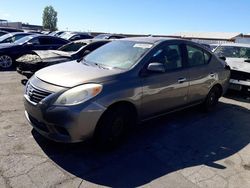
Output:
(187, 45), (211, 67)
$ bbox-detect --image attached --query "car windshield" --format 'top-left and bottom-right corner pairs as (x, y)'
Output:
(84, 40), (153, 69)
(0, 33), (12, 41)
(14, 35), (34, 44)
(58, 42), (87, 52)
(214, 46), (250, 58)
(94, 34), (109, 39)
(60, 32), (74, 40)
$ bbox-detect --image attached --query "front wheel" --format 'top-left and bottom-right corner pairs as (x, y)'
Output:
(203, 86), (221, 112)
(0, 55), (13, 69)
(95, 107), (134, 149)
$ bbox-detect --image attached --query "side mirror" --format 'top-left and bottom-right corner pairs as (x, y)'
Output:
(244, 59), (250, 63)
(83, 50), (91, 56)
(219, 56), (226, 61)
(25, 42), (33, 47)
(147, 62), (165, 73)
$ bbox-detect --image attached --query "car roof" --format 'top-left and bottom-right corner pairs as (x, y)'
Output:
(73, 38), (110, 44)
(8, 32), (31, 36)
(0, 27), (23, 32)
(0, 30), (8, 33)
(63, 31), (91, 35)
(20, 34), (69, 42)
(217, 43), (250, 48)
(29, 34), (66, 39)
(121, 37), (186, 44)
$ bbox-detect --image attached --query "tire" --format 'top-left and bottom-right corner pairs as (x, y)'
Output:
(203, 86), (221, 112)
(95, 106), (134, 149)
(0, 55), (13, 69)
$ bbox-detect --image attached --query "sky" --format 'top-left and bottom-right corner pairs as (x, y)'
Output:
(0, 0), (249, 35)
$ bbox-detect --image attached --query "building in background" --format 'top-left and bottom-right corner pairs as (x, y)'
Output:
(158, 32), (250, 44)
(0, 19), (8, 27)
(0, 19), (43, 31)
(165, 32), (243, 44)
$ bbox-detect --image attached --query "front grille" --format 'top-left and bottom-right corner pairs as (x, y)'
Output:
(231, 70), (250, 81)
(26, 83), (52, 104)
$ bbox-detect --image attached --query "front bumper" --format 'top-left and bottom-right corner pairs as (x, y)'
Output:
(16, 67), (34, 78)
(229, 79), (250, 92)
(24, 95), (106, 143)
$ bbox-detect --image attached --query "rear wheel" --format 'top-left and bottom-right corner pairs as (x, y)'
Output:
(203, 86), (221, 112)
(0, 55), (13, 69)
(95, 106), (135, 149)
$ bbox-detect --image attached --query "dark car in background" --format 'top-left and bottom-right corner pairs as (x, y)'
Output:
(0, 34), (69, 69)
(94, 33), (126, 39)
(17, 39), (110, 78)
(0, 27), (23, 33)
(0, 32), (32, 44)
(0, 30), (8, 37)
(60, 32), (93, 41)
(23, 38), (230, 146)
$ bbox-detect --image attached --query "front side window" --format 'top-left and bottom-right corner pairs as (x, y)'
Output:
(150, 44), (183, 71)
(0, 33), (12, 42)
(214, 46), (250, 58)
(3, 36), (14, 43)
(84, 40), (153, 69)
(187, 45), (211, 67)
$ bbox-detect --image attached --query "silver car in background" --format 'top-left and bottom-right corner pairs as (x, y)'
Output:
(24, 37), (230, 147)
(214, 43), (250, 93)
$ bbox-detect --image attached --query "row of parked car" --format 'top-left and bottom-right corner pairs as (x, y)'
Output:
(0, 28), (126, 70)
(0, 26), (249, 147)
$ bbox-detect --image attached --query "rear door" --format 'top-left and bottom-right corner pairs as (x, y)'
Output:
(185, 44), (215, 103)
(141, 42), (190, 119)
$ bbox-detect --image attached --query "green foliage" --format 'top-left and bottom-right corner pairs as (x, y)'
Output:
(42, 6), (58, 31)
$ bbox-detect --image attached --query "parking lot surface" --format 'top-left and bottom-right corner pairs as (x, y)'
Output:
(0, 71), (250, 188)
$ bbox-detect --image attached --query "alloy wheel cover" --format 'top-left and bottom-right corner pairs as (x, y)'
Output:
(0, 55), (12, 68)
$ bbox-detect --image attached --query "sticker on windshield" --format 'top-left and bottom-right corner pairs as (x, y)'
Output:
(133, 43), (153, 49)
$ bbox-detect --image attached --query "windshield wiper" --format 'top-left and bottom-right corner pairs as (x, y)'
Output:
(93, 63), (110, 70)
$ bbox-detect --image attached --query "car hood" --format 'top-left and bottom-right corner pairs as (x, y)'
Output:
(226, 58), (250, 73)
(33, 50), (72, 62)
(35, 61), (123, 88)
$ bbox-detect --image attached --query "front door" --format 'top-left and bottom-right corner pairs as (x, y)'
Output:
(141, 43), (189, 119)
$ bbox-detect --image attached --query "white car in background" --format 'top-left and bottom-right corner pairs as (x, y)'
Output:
(214, 43), (250, 93)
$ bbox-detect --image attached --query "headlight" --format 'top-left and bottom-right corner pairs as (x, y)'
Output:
(54, 84), (102, 106)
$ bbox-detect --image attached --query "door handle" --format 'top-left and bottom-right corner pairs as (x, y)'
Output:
(178, 78), (187, 83)
(210, 73), (215, 77)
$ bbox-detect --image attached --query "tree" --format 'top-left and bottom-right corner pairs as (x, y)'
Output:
(42, 6), (58, 31)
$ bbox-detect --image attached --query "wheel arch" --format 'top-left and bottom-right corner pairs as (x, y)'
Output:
(212, 83), (223, 97)
(94, 100), (138, 134)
